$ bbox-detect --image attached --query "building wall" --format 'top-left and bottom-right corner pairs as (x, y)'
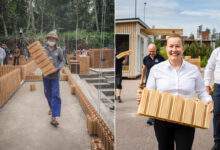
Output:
(116, 22), (137, 77)
(89, 48), (114, 68)
(116, 22), (148, 78)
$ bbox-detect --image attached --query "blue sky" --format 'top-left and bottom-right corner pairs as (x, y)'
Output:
(115, 0), (220, 36)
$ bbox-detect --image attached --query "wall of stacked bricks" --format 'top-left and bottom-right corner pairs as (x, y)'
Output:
(20, 60), (38, 80)
(0, 61), (38, 107)
(6, 55), (29, 66)
(78, 56), (90, 74)
(0, 67), (21, 107)
(63, 68), (114, 150)
(89, 49), (114, 68)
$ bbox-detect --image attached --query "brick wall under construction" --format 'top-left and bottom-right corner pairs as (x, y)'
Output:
(0, 61), (38, 107)
(0, 67), (21, 107)
(89, 49), (114, 68)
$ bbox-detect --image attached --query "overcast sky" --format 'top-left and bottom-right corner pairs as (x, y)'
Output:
(115, 0), (220, 36)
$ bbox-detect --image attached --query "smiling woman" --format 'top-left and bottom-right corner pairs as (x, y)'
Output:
(144, 35), (212, 150)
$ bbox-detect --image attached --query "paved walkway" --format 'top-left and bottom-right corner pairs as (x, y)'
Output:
(0, 81), (90, 150)
(116, 79), (214, 150)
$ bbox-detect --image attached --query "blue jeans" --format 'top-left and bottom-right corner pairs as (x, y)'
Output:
(213, 84), (220, 143)
(43, 77), (61, 117)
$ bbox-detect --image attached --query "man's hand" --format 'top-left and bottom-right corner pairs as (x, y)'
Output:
(137, 88), (143, 105)
(46, 68), (59, 75)
(206, 86), (212, 95)
(139, 83), (145, 89)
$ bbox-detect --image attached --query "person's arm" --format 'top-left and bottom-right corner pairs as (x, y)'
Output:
(18, 49), (21, 56)
(122, 56), (128, 65)
(139, 65), (146, 88)
(204, 48), (218, 94)
(195, 67), (212, 103)
(146, 67), (156, 90)
(3, 49), (6, 59)
(137, 67), (156, 104)
(14, 49), (18, 57)
(195, 67), (213, 112)
(57, 48), (64, 70)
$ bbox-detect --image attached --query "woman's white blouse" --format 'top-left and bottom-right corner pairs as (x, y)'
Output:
(146, 60), (212, 103)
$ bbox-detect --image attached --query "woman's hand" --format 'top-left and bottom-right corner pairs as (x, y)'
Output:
(206, 101), (214, 113)
(206, 86), (213, 95)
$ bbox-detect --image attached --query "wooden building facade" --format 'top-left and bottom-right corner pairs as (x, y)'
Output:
(115, 18), (150, 78)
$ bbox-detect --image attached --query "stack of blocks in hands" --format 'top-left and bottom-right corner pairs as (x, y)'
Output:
(27, 41), (56, 76)
(137, 88), (212, 129)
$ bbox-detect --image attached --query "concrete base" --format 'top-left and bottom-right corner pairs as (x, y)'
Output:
(0, 81), (90, 150)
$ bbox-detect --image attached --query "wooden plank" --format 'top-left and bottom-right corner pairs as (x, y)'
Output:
(157, 92), (173, 119)
(35, 54), (48, 64)
(180, 99), (195, 125)
(147, 90), (160, 117)
(137, 88), (149, 115)
(41, 63), (55, 73)
(193, 100), (206, 127)
(29, 46), (41, 54)
(37, 59), (51, 69)
(169, 96), (184, 122)
(204, 104), (212, 128)
(28, 41), (41, 53)
(141, 28), (183, 36)
(31, 50), (44, 59)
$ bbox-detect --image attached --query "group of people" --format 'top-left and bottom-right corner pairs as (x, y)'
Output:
(116, 34), (220, 150)
(0, 43), (21, 66)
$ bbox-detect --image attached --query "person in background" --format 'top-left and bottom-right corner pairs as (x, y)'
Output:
(13, 46), (20, 65)
(2, 44), (10, 65)
(139, 43), (165, 126)
(62, 45), (67, 64)
(204, 46), (220, 150)
(115, 51), (128, 103)
(0, 43), (6, 66)
(43, 30), (64, 127)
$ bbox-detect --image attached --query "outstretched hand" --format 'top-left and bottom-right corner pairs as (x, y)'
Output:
(206, 101), (214, 113)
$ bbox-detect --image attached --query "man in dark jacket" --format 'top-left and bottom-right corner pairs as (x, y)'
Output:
(139, 43), (165, 125)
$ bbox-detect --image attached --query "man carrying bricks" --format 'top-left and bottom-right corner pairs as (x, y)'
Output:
(43, 30), (64, 127)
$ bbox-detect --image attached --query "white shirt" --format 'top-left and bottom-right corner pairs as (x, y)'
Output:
(204, 47), (220, 86)
(146, 60), (212, 103)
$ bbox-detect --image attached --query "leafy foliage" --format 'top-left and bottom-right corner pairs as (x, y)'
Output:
(0, 0), (114, 48)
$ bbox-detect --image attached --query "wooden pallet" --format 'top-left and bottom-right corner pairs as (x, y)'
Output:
(27, 41), (56, 76)
(137, 88), (212, 128)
